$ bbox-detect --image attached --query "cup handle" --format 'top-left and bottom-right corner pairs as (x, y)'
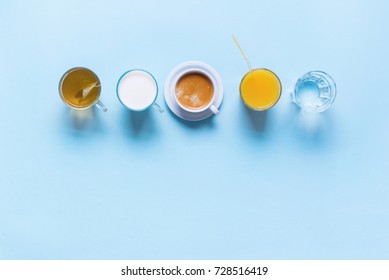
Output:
(96, 100), (108, 112)
(210, 104), (219, 115)
(290, 91), (297, 104)
(152, 102), (164, 113)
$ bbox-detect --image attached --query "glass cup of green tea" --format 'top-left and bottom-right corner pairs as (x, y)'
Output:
(58, 67), (107, 112)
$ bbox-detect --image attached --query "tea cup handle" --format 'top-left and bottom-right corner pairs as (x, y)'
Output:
(210, 104), (219, 115)
(96, 100), (108, 112)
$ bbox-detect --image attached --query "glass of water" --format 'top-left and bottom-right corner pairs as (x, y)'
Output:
(291, 71), (336, 113)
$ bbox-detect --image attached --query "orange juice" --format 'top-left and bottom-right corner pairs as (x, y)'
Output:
(240, 68), (282, 110)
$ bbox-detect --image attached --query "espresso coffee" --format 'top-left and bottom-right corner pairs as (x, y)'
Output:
(175, 72), (214, 110)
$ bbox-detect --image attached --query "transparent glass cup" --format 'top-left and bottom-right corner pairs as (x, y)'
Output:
(291, 71), (336, 113)
(58, 67), (107, 112)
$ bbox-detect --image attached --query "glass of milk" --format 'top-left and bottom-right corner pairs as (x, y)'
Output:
(117, 69), (163, 112)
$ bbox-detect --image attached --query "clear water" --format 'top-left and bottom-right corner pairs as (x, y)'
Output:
(296, 81), (320, 105)
(293, 72), (336, 113)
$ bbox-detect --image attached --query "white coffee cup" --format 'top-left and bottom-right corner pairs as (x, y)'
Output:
(116, 69), (163, 112)
(173, 69), (219, 115)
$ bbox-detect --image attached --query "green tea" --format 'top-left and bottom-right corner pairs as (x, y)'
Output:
(59, 67), (100, 108)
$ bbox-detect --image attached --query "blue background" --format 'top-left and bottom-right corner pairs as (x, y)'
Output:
(0, 0), (388, 259)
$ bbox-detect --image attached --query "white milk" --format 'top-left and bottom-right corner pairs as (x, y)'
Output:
(117, 70), (157, 110)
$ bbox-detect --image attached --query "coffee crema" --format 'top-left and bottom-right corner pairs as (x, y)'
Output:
(175, 73), (214, 110)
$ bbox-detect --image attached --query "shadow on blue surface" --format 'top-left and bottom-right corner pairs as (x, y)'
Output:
(121, 109), (158, 140)
(289, 102), (336, 148)
(242, 102), (269, 134)
(166, 105), (217, 130)
(237, 102), (273, 144)
(62, 107), (106, 137)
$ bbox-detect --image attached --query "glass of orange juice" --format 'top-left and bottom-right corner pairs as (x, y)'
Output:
(240, 68), (282, 111)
